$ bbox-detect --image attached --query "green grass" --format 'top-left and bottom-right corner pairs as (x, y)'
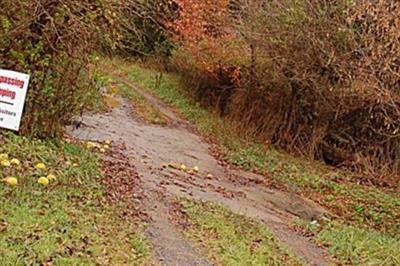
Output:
(181, 200), (303, 266)
(0, 132), (150, 265)
(102, 57), (400, 264)
(270, 159), (400, 235)
(295, 219), (400, 265)
(96, 64), (168, 125)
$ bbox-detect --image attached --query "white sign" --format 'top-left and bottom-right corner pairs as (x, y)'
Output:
(0, 69), (30, 131)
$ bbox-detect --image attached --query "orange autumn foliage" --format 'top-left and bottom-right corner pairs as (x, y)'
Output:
(168, 0), (242, 78)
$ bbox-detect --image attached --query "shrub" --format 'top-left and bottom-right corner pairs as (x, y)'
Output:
(168, 0), (400, 185)
(118, 0), (176, 57)
(0, 0), (120, 137)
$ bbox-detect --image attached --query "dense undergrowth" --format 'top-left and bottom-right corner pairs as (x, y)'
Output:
(0, 0), (153, 137)
(101, 58), (400, 265)
(166, 0), (400, 185)
(0, 132), (150, 265)
(0, 1), (119, 136)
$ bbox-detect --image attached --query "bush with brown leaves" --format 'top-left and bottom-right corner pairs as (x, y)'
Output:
(169, 0), (400, 185)
(0, 0), (122, 136)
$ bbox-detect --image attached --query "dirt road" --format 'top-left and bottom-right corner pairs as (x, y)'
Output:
(68, 78), (333, 266)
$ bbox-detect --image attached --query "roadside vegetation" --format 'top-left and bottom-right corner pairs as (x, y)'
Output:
(166, 0), (400, 186)
(102, 58), (400, 265)
(0, 132), (150, 265)
(180, 200), (303, 266)
(295, 219), (400, 265)
(0, 1), (122, 137)
(1, 0), (399, 265)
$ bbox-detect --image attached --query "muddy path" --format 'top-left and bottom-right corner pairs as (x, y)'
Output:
(67, 78), (334, 266)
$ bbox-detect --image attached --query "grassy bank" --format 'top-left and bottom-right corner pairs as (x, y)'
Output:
(100, 58), (400, 265)
(180, 200), (303, 266)
(0, 132), (150, 265)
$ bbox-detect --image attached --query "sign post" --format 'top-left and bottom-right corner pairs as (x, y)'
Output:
(0, 69), (30, 131)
